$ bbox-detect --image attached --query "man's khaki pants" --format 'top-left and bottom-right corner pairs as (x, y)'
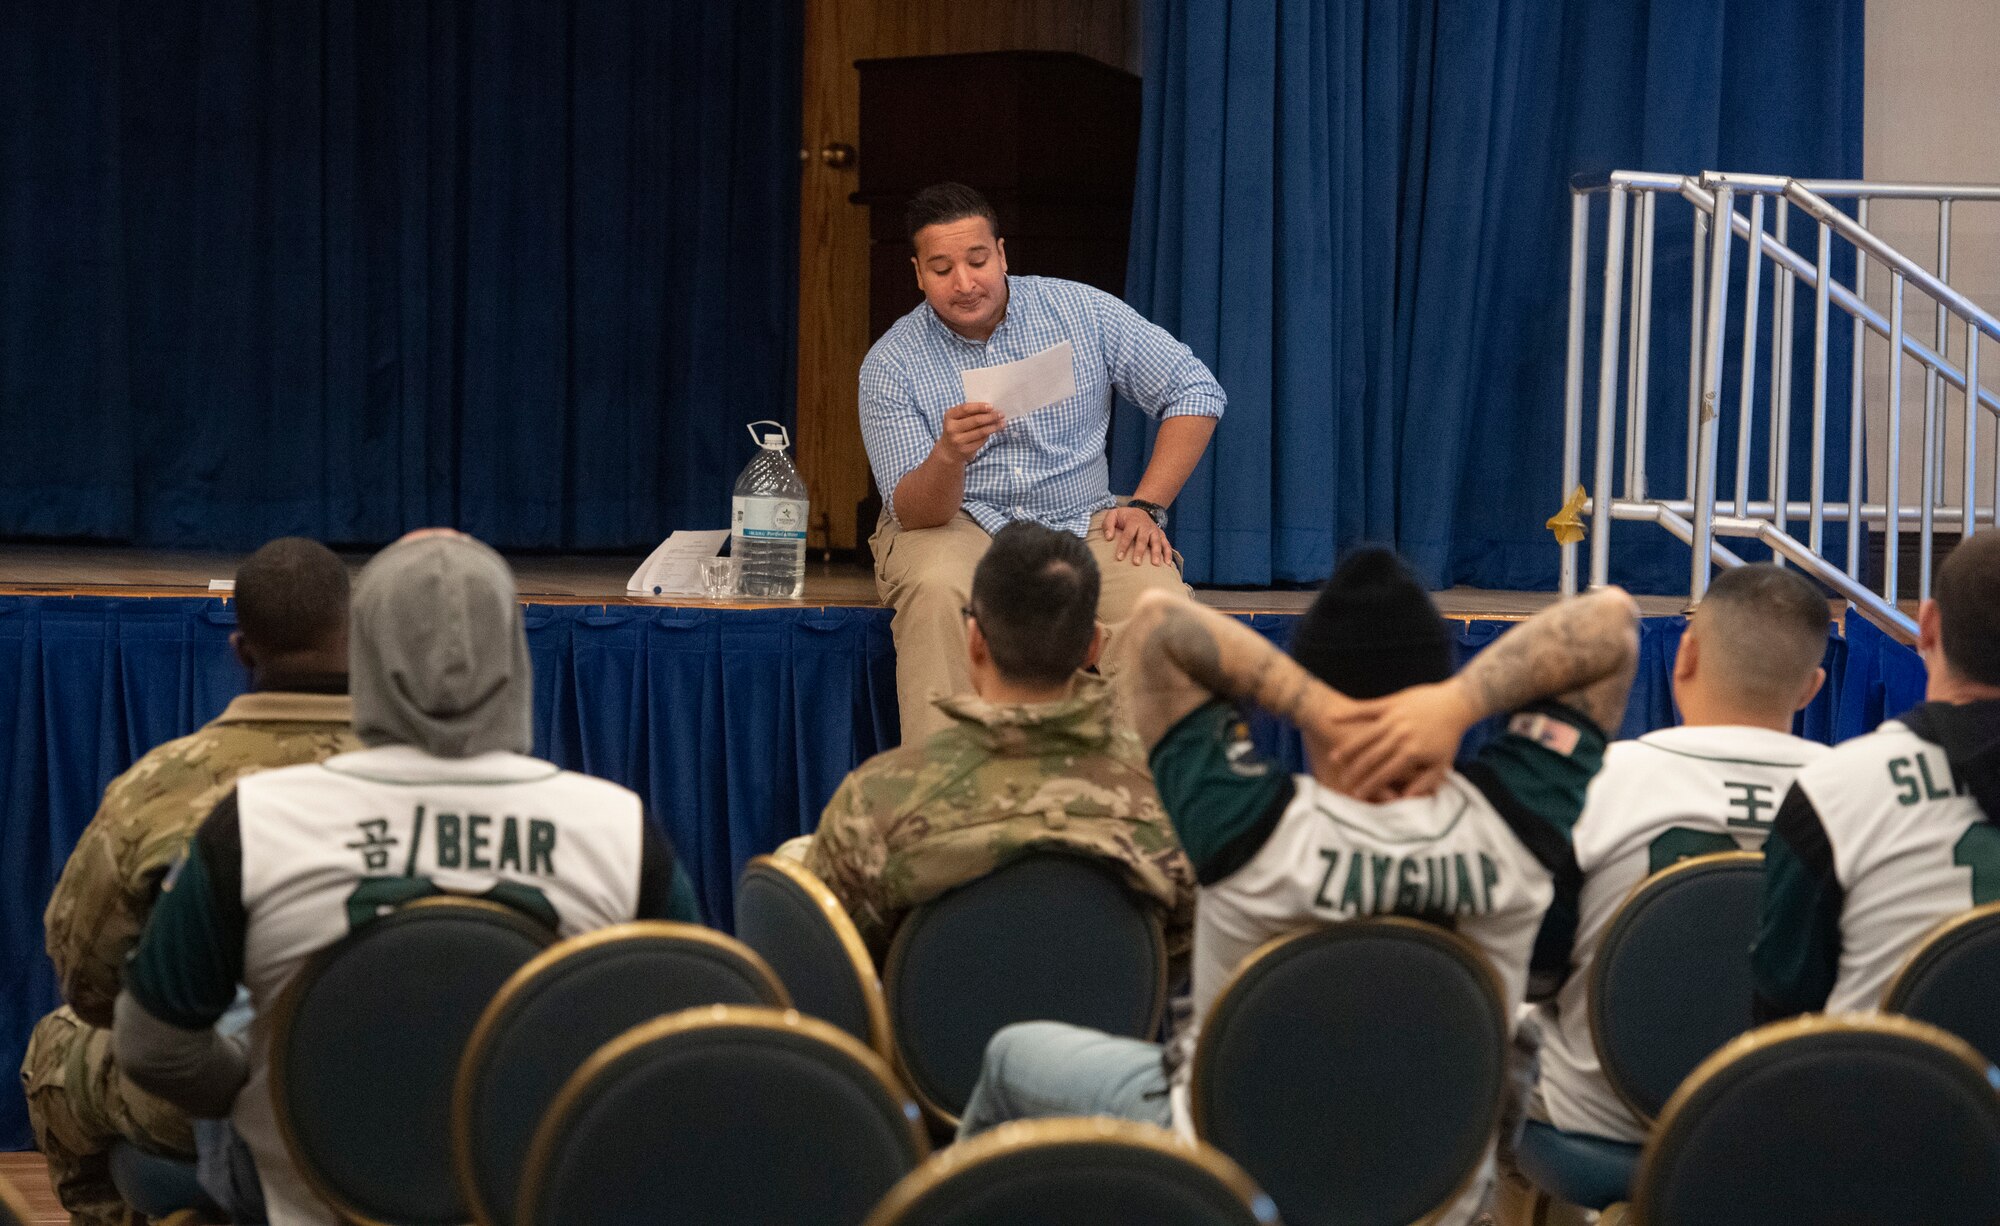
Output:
(21, 1006), (196, 1226)
(873, 510), (1190, 744)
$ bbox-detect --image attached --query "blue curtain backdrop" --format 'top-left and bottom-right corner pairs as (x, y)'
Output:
(0, 594), (1924, 1147)
(0, 1), (799, 549)
(1112, 0), (1866, 590)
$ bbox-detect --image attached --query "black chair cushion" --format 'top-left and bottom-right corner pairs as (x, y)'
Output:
(737, 864), (875, 1043)
(1194, 923), (1504, 1226)
(526, 1021), (924, 1226)
(1642, 1029), (2000, 1225)
(464, 932), (784, 1226)
(887, 854), (1163, 1117)
(1593, 857), (1762, 1118)
(1888, 913), (2000, 1068)
(277, 902), (552, 1226)
(887, 1143), (1271, 1226)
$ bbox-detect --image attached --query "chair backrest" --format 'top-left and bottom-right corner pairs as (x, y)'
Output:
(736, 854), (893, 1058)
(453, 921), (789, 1226)
(1883, 901), (2000, 1068)
(883, 852), (1168, 1124)
(0, 1171), (31, 1226)
(1633, 1014), (2000, 1225)
(1589, 851), (1763, 1122)
(517, 1005), (929, 1226)
(268, 895), (555, 1226)
(1190, 919), (1506, 1226)
(862, 1118), (1281, 1226)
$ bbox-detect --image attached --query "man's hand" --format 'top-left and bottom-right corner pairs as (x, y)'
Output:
(934, 402), (1004, 466)
(1103, 505), (1171, 565)
(1330, 678), (1482, 802)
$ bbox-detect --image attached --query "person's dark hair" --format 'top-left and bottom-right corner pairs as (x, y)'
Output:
(1289, 547), (1454, 700)
(906, 182), (1001, 247)
(1692, 563), (1830, 707)
(968, 522), (1099, 687)
(234, 537), (349, 656)
(1935, 533), (2000, 686)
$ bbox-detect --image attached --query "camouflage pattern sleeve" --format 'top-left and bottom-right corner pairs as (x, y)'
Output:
(43, 719), (360, 1028)
(803, 774), (898, 963)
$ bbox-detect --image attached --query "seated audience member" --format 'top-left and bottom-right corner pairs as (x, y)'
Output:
(23, 537), (360, 1226)
(1528, 563), (1830, 1152)
(1755, 533), (2000, 1021)
(805, 520), (1196, 963)
(958, 548), (1640, 1226)
(113, 530), (701, 1226)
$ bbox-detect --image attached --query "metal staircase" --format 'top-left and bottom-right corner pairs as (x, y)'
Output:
(1559, 171), (2000, 639)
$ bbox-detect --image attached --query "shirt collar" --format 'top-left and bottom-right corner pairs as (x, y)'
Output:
(212, 691), (354, 726)
(932, 671), (1116, 753)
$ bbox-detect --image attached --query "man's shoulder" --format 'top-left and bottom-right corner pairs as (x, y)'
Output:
(103, 718), (355, 824)
(1798, 721), (1921, 786)
(862, 303), (940, 372)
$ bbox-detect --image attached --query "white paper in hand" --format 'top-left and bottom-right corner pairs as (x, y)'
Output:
(960, 341), (1077, 421)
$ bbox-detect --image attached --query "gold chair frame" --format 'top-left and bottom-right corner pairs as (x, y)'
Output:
(1881, 898), (2000, 1012)
(862, 1116), (1278, 1226)
(1584, 850), (1763, 1125)
(1189, 917), (1507, 1226)
(740, 853), (895, 1061)
(1631, 1012), (2000, 1223)
(451, 920), (789, 1226)
(515, 1004), (930, 1225)
(266, 895), (557, 1226)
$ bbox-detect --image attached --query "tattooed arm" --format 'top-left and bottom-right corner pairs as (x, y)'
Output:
(1337, 587), (1641, 797)
(1116, 589), (1355, 753)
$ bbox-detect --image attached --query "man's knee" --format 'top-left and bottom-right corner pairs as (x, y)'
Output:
(23, 1008), (92, 1153)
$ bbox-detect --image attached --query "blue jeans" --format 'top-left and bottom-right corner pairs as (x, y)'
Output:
(957, 1021), (1174, 1141)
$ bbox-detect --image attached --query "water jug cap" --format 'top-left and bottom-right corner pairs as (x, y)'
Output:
(746, 420), (791, 450)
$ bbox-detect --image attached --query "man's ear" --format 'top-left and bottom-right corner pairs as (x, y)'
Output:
(1080, 622), (1105, 672)
(1673, 625), (1700, 684)
(996, 236), (1007, 274)
(911, 253), (923, 294)
(230, 629), (255, 673)
(1917, 598), (1943, 659)
(1795, 665), (1827, 713)
(967, 616), (991, 671)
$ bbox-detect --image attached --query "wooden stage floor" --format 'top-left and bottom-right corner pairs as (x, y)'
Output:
(0, 544), (1697, 619)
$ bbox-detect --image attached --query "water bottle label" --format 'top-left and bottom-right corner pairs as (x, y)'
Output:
(733, 496), (808, 540)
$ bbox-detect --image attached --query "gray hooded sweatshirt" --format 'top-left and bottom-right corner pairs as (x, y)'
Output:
(350, 532), (533, 757)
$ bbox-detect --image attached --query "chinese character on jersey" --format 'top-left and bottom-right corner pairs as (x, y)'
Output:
(1724, 781), (1778, 832)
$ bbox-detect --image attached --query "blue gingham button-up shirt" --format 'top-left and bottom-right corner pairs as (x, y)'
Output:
(859, 275), (1226, 538)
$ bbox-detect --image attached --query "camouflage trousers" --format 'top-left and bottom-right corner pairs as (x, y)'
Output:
(20, 1006), (195, 1226)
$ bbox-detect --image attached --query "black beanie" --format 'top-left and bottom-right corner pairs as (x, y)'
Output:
(1289, 547), (1454, 700)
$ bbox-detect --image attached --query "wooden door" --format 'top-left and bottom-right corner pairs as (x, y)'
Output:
(794, 0), (1139, 554)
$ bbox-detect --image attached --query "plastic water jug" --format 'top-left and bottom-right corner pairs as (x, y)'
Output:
(731, 421), (808, 598)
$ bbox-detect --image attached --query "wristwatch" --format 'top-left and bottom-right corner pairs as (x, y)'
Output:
(1128, 499), (1169, 531)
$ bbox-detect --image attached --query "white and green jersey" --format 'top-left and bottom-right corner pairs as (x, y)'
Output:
(1535, 725), (1826, 1143)
(125, 745), (698, 1226)
(1150, 701), (1606, 1226)
(1755, 701), (2000, 1022)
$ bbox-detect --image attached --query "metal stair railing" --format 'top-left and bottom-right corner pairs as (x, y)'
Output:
(1559, 170), (2000, 640)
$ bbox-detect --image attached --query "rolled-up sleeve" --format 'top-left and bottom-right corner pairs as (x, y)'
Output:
(1095, 293), (1225, 421)
(858, 354), (933, 521)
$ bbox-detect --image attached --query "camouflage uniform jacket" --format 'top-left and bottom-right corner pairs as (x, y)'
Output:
(804, 675), (1196, 963)
(44, 690), (360, 1027)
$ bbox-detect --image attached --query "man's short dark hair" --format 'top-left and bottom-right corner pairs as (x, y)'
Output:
(1691, 564), (1830, 709)
(1936, 534), (2000, 686)
(234, 537), (349, 656)
(906, 182), (1000, 247)
(968, 522), (1099, 687)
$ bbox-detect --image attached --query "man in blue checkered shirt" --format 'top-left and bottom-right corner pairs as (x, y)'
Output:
(861, 183), (1226, 743)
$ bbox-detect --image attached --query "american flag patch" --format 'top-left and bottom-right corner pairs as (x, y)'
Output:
(1508, 711), (1582, 757)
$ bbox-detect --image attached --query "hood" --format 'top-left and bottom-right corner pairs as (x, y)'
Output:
(350, 533), (533, 758)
